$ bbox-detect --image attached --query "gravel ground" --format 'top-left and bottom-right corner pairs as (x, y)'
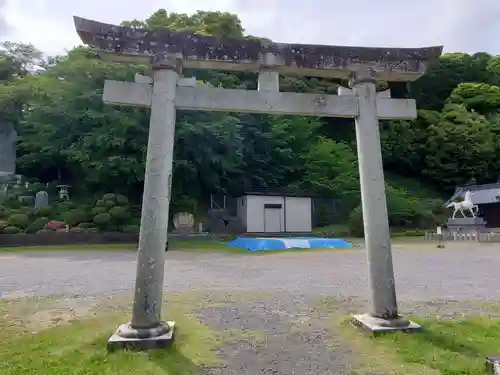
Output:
(1, 242), (500, 374)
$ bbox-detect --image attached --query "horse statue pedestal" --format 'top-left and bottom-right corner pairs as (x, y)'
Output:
(447, 217), (487, 234)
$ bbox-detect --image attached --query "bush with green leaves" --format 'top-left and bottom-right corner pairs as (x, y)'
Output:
(3, 198), (21, 209)
(91, 206), (107, 215)
(35, 205), (52, 217)
(116, 195), (129, 206)
(103, 193), (117, 202)
(3, 226), (21, 234)
(109, 206), (130, 221)
(347, 207), (364, 237)
(21, 207), (35, 218)
(93, 213), (112, 230)
(171, 194), (198, 215)
(7, 213), (29, 229)
(37, 229), (53, 234)
(0, 205), (8, 219)
(57, 201), (76, 211)
(26, 217), (49, 234)
(95, 199), (106, 207)
(348, 185), (438, 237)
(121, 224), (140, 233)
(77, 222), (94, 229)
(62, 209), (90, 227)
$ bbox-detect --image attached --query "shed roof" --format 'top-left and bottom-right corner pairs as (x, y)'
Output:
(446, 183), (500, 205)
(243, 191), (314, 198)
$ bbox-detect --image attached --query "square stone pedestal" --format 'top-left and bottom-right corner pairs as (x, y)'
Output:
(351, 314), (422, 335)
(447, 217), (486, 234)
(107, 321), (175, 351)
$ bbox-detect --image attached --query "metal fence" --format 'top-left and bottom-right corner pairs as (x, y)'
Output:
(311, 197), (353, 227)
(425, 231), (500, 243)
(209, 193), (237, 216)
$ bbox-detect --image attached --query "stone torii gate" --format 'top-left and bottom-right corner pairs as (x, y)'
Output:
(73, 16), (442, 350)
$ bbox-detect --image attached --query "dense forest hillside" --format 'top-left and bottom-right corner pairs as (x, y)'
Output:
(1, 8), (500, 231)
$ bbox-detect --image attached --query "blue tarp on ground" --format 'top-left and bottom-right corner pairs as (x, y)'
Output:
(227, 237), (353, 252)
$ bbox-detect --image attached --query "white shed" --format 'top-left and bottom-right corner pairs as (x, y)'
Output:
(236, 193), (312, 233)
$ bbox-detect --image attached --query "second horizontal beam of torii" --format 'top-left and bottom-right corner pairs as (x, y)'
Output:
(103, 75), (417, 120)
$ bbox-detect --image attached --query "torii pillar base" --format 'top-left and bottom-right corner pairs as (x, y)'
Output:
(351, 314), (421, 336)
(107, 321), (176, 352)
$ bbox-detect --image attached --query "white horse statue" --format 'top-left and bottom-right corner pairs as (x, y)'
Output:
(446, 190), (479, 219)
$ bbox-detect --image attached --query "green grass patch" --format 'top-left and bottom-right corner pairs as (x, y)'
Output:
(340, 315), (500, 375)
(0, 236), (438, 254)
(0, 238), (361, 254)
(0, 243), (138, 252)
(0, 298), (223, 375)
(0, 240), (234, 253)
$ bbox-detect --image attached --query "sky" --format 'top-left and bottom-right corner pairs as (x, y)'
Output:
(0, 0), (499, 57)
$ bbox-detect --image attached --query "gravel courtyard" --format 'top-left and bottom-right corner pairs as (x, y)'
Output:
(1, 242), (499, 374)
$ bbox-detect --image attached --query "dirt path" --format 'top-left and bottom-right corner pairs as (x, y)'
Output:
(2, 243), (500, 373)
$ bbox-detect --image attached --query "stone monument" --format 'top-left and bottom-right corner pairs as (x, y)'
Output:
(446, 190), (486, 233)
(172, 212), (195, 237)
(56, 185), (70, 200)
(0, 120), (17, 177)
(34, 190), (49, 210)
(73, 15), (442, 348)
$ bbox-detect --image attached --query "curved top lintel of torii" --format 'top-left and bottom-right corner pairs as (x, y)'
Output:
(73, 16), (443, 82)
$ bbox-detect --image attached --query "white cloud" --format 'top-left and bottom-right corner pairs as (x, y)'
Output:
(1, 0), (499, 56)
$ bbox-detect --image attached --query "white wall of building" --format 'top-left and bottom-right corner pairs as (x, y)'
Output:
(284, 196), (312, 232)
(243, 194), (312, 233)
(246, 195), (285, 233)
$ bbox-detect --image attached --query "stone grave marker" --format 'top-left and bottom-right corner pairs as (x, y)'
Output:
(173, 212), (195, 237)
(34, 190), (49, 210)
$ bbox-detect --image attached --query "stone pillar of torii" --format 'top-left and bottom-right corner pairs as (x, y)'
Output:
(73, 16), (442, 349)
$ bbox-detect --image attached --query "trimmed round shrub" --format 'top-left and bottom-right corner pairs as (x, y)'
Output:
(116, 195), (129, 206)
(22, 207), (35, 218)
(103, 199), (116, 209)
(57, 201), (76, 211)
(36, 205), (52, 217)
(95, 199), (106, 207)
(26, 217), (49, 234)
(7, 213), (29, 229)
(4, 198), (21, 209)
(93, 213), (112, 229)
(62, 209), (89, 227)
(0, 205), (8, 219)
(69, 227), (85, 233)
(348, 206), (364, 237)
(3, 226), (21, 234)
(77, 222), (94, 229)
(121, 224), (140, 233)
(92, 206), (107, 215)
(85, 227), (99, 233)
(102, 193), (117, 202)
(109, 206), (130, 220)
(37, 229), (53, 234)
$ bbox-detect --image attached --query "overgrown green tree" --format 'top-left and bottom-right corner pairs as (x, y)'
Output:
(2, 7), (500, 231)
